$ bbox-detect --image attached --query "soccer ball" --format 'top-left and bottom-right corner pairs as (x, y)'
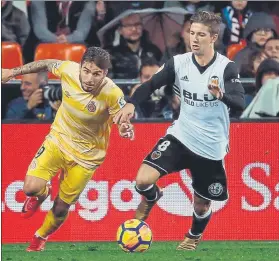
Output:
(116, 219), (152, 252)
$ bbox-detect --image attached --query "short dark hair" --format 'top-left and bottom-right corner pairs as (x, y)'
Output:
(81, 47), (111, 69)
(139, 57), (160, 76)
(241, 49), (267, 77)
(264, 36), (279, 47)
(190, 11), (222, 35)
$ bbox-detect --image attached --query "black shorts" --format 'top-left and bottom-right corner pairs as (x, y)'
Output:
(143, 134), (228, 201)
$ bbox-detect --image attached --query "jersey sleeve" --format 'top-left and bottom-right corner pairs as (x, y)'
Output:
(221, 62), (245, 110)
(51, 61), (76, 78)
(107, 86), (126, 116)
(130, 57), (175, 105)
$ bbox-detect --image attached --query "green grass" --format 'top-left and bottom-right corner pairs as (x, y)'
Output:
(2, 241), (279, 261)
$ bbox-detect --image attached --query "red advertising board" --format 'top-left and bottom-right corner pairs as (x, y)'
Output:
(2, 123), (279, 243)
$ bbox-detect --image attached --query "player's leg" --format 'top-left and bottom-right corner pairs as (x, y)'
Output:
(177, 193), (212, 250)
(135, 135), (186, 220)
(134, 163), (162, 220)
(177, 156), (228, 251)
(190, 194), (212, 237)
(26, 196), (69, 252)
(22, 140), (62, 219)
(30, 161), (96, 251)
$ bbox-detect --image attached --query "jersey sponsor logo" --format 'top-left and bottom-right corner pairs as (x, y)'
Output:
(87, 101), (96, 112)
(183, 90), (217, 102)
(151, 150), (161, 160)
(118, 96), (126, 108)
(180, 75), (189, 81)
(208, 183), (223, 196)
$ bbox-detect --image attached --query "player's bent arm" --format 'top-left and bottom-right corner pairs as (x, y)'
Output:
(129, 58), (175, 106)
(11, 59), (63, 77)
(220, 62), (245, 111)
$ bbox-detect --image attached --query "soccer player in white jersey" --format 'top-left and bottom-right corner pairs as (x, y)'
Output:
(114, 11), (245, 250)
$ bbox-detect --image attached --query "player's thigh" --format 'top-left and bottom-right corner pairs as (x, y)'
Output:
(190, 156), (228, 201)
(26, 139), (64, 183)
(59, 164), (96, 205)
(142, 134), (190, 177)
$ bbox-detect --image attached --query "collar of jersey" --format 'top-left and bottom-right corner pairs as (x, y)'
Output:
(192, 51), (217, 74)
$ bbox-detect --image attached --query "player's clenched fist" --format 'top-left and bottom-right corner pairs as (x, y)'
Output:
(1, 68), (14, 83)
(113, 103), (135, 124)
(118, 122), (135, 140)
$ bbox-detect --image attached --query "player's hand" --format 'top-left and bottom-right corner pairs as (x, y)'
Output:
(208, 84), (223, 100)
(118, 122), (135, 141)
(1, 68), (14, 83)
(27, 89), (43, 110)
(113, 103), (135, 124)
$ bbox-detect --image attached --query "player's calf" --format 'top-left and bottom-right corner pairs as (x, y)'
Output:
(177, 195), (212, 250)
(134, 163), (162, 220)
(135, 184), (163, 221)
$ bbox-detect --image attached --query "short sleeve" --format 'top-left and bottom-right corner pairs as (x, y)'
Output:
(107, 86), (126, 116)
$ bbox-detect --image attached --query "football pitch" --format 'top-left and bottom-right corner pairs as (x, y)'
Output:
(2, 241), (279, 261)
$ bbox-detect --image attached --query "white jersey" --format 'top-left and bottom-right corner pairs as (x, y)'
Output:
(166, 52), (232, 160)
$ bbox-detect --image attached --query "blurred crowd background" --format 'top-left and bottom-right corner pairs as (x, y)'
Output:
(2, 0), (279, 120)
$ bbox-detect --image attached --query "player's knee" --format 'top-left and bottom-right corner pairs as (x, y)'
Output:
(52, 198), (70, 218)
(135, 176), (153, 190)
(23, 183), (41, 197)
(194, 202), (211, 216)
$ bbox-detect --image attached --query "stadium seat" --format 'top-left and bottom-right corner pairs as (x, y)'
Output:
(34, 43), (86, 62)
(227, 40), (247, 60)
(2, 42), (23, 69)
(34, 43), (87, 79)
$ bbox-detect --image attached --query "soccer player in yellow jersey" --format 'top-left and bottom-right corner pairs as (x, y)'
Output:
(1, 47), (134, 252)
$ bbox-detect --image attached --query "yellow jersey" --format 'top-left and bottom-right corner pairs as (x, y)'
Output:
(46, 61), (126, 169)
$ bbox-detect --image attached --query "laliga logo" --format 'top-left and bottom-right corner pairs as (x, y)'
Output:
(157, 169), (227, 216)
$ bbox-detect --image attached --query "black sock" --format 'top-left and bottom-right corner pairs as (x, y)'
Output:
(135, 184), (159, 201)
(189, 209), (212, 236)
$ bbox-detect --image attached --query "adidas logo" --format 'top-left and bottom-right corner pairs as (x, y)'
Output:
(180, 75), (189, 81)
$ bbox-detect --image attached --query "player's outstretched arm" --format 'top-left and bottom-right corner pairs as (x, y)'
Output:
(1, 59), (62, 83)
(113, 58), (175, 124)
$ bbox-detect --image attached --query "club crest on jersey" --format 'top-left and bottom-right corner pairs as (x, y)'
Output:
(208, 183), (223, 196)
(209, 76), (219, 86)
(87, 101), (96, 112)
(151, 150), (161, 160)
